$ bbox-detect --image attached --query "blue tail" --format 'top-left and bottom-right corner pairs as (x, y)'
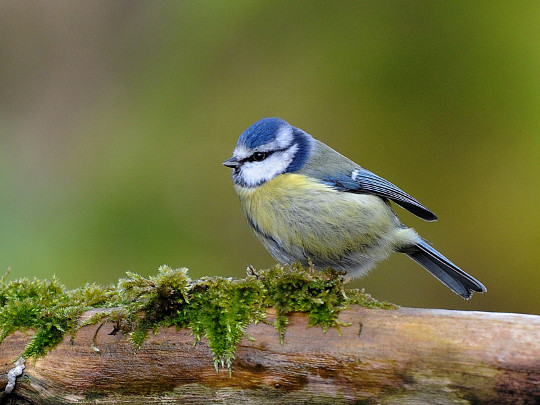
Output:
(406, 240), (486, 299)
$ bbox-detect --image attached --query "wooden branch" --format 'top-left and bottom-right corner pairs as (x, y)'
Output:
(1, 306), (539, 404)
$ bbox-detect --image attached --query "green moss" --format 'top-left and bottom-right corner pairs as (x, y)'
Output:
(0, 269), (111, 359)
(258, 263), (396, 342)
(0, 264), (395, 370)
(170, 275), (266, 371)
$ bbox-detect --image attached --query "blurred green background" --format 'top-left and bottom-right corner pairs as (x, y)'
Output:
(1, 1), (539, 314)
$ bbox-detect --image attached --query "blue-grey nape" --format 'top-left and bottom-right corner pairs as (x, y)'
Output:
(237, 117), (290, 149)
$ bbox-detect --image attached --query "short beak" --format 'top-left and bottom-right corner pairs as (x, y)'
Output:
(223, 157), (239, 168)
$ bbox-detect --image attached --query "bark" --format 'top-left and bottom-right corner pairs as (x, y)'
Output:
(1, 306), (539, 404)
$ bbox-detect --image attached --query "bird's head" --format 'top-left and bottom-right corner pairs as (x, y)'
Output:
(223, 117), (314, 187)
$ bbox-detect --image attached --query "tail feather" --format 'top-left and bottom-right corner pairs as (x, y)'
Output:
(405, 240), (486, 299)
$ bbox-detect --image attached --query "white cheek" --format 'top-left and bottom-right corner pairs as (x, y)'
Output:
(240, 156), (289, 186)
(239, 145), (298, 187)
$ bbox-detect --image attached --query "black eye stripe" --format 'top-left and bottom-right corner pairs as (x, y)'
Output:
(240, 147), (290, 164)
(241, 151), (270, 164)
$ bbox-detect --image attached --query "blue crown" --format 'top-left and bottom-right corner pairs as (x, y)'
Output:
(237, 117), (289, 149)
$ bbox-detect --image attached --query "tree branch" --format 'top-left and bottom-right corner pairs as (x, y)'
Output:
(1, 306), (539, 404)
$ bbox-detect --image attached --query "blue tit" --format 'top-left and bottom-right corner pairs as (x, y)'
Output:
(223, 117), (486, 299)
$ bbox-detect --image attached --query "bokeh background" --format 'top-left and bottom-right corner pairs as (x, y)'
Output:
(1, 1), (539, 314)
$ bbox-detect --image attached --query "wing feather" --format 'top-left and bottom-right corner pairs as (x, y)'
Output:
(322, 168), (438, 221)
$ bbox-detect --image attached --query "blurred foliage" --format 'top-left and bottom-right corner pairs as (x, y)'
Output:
(0, 1), (539, 314)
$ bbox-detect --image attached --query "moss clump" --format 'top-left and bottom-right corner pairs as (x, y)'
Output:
(170, 275), (266, 370)
(257, 263), (396, 342)
(0, 264), (395, 370)
(0, 270), (111, 359)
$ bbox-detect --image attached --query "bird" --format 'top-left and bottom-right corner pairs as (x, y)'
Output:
(223, 117), (486, 299)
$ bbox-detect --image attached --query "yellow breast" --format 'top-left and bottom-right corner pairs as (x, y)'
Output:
(234, 174), (397, 258)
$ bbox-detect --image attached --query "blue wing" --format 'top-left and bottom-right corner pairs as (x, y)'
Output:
(321, 168), (438, 222)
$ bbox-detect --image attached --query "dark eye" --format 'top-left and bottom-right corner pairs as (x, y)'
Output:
(252, 152), (268, 162)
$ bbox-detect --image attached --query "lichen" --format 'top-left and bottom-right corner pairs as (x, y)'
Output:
(0, 264), (396, 370)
